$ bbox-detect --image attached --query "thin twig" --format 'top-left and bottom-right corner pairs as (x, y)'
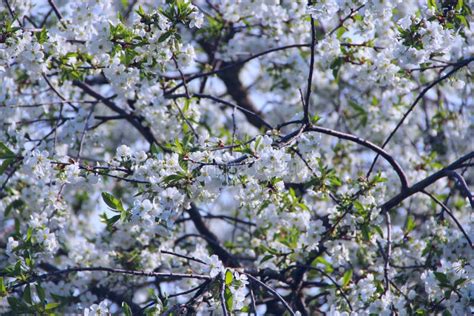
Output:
(245, 273), (296, 316)
(422, 190), (473, 248)
(303, 17), (316, 123)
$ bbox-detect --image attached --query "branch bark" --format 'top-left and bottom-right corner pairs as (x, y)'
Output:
(186, 204), (241, 267)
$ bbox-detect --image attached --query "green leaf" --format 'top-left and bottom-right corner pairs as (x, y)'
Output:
(224, 286), (233, 312)
(25, 227), (33, 243)
(442, 310), (452, 316)
(330, 57), (344, 83)
(136, 5), (146, 17)
(0, 158), (14, 175)
(120, 208), (129, 222)
(361, 223), (371, 241)
(372, 225), (384, 238)
(455, 0), (463, 11)
(150, 143), (162, 156)
(0, 277), (7, 297)
(101, 192), (124, 211)
(225, 270), (233, 286)
(336, 26), (347, 40)
(22, 284), (32, 304)
(433, 272), (450, 286)
(260, 254), (274, 264)
(158, 30), (174, 43)
(5, 199), (25, 217)
(312, 256), (334, 273)
(122, 302), (133, 316)
(35, 28), (48, 44)
(342, 269), (352, 287)
(44, 302), (61, 311)
(183, 98), (191, 113)
(311, 114), (321, 124)
(241, 306), (250, 312)
(444, 290), (451, 299)
(453, 278), (467, 287)
(162, 173), (187, 186)
(36, 285), (45, 303)
(100, 213), (121, 231)
(427, 0), (437, 10)
(0, 142), (15, 159)
(404, 215), (416, 235)
(455, 15), (468, 28)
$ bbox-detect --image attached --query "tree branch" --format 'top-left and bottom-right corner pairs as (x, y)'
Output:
(306, 125), (409, 189)
(382, 151), (474, 211)
(73, 81), (167, 151)
(186, 204), (241, 267)
(422, 190), (472, 248)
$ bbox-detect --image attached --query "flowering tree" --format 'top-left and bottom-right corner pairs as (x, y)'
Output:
(0, 0), (473, 314)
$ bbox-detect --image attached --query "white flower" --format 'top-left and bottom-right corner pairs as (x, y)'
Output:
(208, 255), (224, 278)
(65, 162), (81, 183)
(189, 10), (204, 28)
(133, 150), (147, 163)
(116, 145), (131, 158)
(83, 300), (110, 316)
(6, 237), (19, 256)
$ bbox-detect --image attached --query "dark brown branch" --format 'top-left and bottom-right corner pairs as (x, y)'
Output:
(445, 170), (473, 208)
(382, 151), (474, 211)
(422, 190), (472, 248)
(295, 265), (352, 311)
(303, 17), (316, 124)
(73, 81), (167, 151)
(186, 205), (240, 267)
(245, 273), (296, 316)
(47, 0), (67, 28)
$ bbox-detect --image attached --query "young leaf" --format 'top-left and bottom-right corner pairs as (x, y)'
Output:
(342, 269), (353, 287)
(122, 302), (133, 316)
(0, 158), (14, 175)
(0, 142), (15, 159)
(0, 277), (7, 297)
(433, 272), (450, 286)
(225, 270), (233, 286)
(224, 286), (233, 312)
(101, 192), (125, 211)
(404, 215), (416, 235)
(427, 0), (437, 10)
(22, 284), (32, 304)
(36, 284), (45, 303)
(45, 302), (61, 311)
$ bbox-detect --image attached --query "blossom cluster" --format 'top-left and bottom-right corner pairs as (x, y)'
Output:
(0, 0), (473, 315)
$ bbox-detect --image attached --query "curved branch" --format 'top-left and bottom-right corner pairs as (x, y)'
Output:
(306, 125), (409, 189)
(245, 273), (296, 316)
(422, 190), (472, 248)
(382, 151), (474, 211)
(186, 205), (241, 267)
(445, 170), (473, 208)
